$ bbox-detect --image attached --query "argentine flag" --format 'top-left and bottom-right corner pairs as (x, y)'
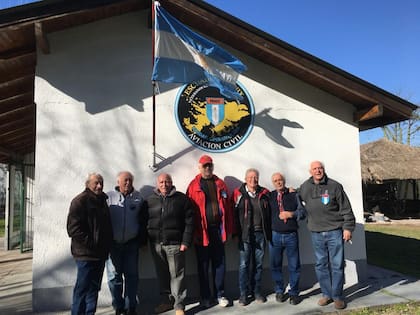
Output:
(151, 2), (247, 99)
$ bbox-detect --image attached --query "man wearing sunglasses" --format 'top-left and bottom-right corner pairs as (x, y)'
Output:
(186, 155), (233, 309)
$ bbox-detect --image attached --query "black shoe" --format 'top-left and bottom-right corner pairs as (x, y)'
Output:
(127, 309), (137, 315)
(289, 295), (300, 305)
(238, 295), (248, 306)
(254, 294), (267, 303)
(115, 309), (126, 315)
(275, 293), (288, 303)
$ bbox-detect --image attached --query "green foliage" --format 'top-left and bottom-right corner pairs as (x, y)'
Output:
(338, 302), (420, 315)
(364, 224), (420, 278)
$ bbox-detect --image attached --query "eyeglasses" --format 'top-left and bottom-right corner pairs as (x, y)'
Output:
(203, 163), (213, 168)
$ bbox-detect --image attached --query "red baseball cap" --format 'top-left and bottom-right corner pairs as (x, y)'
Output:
(198, 155), (213, 165)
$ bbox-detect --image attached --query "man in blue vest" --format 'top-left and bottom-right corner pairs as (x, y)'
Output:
(106, 171), (147, 315)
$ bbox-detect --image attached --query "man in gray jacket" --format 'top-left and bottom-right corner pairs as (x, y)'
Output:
(106, 171), (147, 315)
(299, 161), (355, 310)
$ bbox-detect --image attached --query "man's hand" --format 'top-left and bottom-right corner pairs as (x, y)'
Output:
(279, 211), (293, 220)
(180, 244), (188, 251)
(343, 229), (352, 242)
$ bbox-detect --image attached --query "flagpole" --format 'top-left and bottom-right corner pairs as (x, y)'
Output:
(151, 0), (157, 170)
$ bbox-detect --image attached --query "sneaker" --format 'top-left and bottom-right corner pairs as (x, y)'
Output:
(289, 295), (300, 305)
(199, 299), (211, 308)
(175, 309), (185, 315)
(275, 293), (287, 303)
(154, 303), (173, 314)
(218, 296), (229, 307)
(254, 294), (267, 303)
(238, 295), (248, 306)
(334, 299), (346, 309)
(318, 297), (333, 306)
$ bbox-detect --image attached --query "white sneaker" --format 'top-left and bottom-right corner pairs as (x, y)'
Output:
(218, 296), (229, 307)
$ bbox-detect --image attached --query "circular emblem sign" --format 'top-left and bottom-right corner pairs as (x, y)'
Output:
(175, 81), (254, 152)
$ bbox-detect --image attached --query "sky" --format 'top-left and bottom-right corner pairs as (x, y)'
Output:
(0, 0), (40, 10)
(205, 0), (420, 145)
(2, 0), (418, 144)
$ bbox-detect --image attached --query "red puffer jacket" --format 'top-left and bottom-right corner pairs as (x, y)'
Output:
(186, 174), (233, 246)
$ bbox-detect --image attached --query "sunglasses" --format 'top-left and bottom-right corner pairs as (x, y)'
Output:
(203, 163), (213, 168)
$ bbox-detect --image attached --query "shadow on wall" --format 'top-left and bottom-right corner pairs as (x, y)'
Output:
(37, 12), (152, 115)
(254, 108), (303, 149)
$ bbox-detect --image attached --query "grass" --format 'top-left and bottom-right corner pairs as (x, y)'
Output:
(364, 223), (420, 278)
(336, 301), (420, 315)
(342, 222), (420, 315)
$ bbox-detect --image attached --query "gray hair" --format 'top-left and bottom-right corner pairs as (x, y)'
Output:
(117, 171), (134, 181)
(245, 168), (259, 178)
(85, 172), (103, 187)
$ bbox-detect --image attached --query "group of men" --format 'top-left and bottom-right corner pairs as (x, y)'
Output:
(66, 155), (355, 315)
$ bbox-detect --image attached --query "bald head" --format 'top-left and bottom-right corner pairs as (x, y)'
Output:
(309, 161), (325, 184)
(157, 173), (173, 196)
(271, 172), (286, 192)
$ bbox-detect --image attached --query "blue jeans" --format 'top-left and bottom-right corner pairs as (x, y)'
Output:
(71, 259), (105, 315)
(195, 227), (226, 300)
(238, 231), (266, 297)
(269, 231), (301, 296)
(106, 239), (139, 310)
(311, 229), (345, 300)
(150, 243), (186, 310)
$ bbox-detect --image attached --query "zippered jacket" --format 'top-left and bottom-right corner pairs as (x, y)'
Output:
(107, 187), (147, 245)
(186, 174), (233, 246)
(146, 187), (194, 247)
(67, 189), (113, 260)
(232, 184), (271, 242)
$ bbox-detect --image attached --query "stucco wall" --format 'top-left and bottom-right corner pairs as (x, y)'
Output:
(33, 10), (366, 311)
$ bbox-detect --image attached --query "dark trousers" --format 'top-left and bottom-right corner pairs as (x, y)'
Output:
(269, 231), (301, 296)
(195, 227), (226, 300)
(238, 231), (266, 297)
(71, 259), (105, 315)
(106, 239), (139, 311)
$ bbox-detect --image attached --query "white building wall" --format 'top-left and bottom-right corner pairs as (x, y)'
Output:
(33, 10), (366, 311)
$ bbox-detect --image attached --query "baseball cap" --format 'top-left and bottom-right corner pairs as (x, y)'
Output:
(198, 155), (213, 165)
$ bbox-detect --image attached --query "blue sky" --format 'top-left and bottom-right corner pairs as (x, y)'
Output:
(0, 0), (40, 10)
(2, 0), (418, 144)
(205, 0), (420, 145)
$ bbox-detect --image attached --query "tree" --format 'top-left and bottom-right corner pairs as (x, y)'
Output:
(382, 107), (420, 146)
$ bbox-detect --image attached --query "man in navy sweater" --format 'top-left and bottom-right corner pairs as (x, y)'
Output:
(269, 172), (306, 305)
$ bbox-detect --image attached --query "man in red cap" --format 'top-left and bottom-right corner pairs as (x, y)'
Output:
(186, 155), (233, 308)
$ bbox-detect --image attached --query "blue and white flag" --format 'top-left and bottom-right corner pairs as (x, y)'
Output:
(151, 2), (247, 99)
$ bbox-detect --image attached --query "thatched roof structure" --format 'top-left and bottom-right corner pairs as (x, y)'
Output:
(360, 138), (420, 183)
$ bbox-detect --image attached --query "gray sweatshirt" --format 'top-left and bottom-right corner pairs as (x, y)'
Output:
(299, 176), (355, 232)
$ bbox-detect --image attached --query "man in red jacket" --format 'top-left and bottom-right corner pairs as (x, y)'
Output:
(186, 155), (233, 308)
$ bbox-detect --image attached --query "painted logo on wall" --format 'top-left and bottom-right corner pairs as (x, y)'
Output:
(175, 80), (254, 152)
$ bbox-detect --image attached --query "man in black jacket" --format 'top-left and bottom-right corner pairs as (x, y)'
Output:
(67, 173), (113, 315)
(232, 168), (271, 306)
(146, 173), (194, 315)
